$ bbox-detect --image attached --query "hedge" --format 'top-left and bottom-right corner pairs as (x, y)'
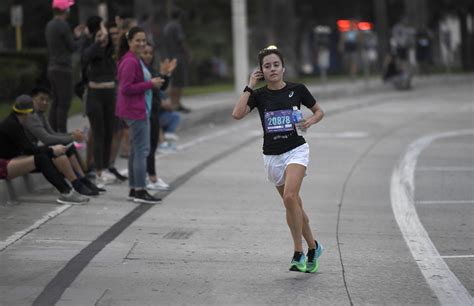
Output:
(0, 50), (47, 102)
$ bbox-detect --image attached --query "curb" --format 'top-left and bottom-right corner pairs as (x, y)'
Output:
(0, 173), (52, 205)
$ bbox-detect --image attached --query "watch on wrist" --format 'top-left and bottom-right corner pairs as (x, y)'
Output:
(243, 86), (254, 94)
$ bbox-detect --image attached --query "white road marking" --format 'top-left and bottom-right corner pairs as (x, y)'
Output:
(246, 131), (370, 138)
(417, 167), (474, 172)
(391, 130), (474, 305)
(308, 131), (369, 138)
(441, 255), (474, 259)
(416, 200), (474, 205)
(0, 204), (71, 252)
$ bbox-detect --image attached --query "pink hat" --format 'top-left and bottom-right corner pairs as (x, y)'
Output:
(52, 0), (75, 11)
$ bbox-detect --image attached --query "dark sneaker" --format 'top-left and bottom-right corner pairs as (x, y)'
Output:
(56, 190), (89, 205)
(127, 189), (135, 201)
(133, 189), (161, 204)
(86, 169), (97, 180)
(306, 241), (324, 273)
(176, 105), (191, 113)
(289, 253), (306, 272)
(73, 179), (98, 196)
(109, 167), (128, 181)
(81, 177), (105, 194)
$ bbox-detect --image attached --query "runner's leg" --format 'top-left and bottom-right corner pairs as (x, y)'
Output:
(278, 163), (306, 252)
(277, 182), (316, 250)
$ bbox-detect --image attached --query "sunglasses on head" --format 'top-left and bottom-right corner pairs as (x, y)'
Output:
(259, 45), (278, 55)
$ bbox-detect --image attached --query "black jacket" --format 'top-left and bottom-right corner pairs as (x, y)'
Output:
(81, 41), (116, 83)
(148, 65), (170, 116)
(0, 113), (53, 159)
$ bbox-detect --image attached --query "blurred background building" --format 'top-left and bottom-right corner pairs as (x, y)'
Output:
(0, 0), (472, 101)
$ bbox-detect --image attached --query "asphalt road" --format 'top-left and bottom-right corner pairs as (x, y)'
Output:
(0, 76), (473, 305)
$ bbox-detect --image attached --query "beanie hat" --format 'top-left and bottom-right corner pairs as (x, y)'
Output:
(12, 95), (34, 114)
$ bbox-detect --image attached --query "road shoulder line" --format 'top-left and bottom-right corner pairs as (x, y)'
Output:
(390, 130), (474, 305)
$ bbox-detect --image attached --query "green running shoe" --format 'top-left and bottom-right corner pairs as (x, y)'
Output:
(306, 242), (323, 273)
(289, 254), (307, 272)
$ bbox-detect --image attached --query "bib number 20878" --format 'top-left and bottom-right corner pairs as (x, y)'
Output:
(264, 110), (294, 133)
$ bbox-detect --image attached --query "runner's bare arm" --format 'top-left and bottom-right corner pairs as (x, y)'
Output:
(232, 92), (251, 120)
(232, 70), (263, 120)
(301, 103), (324, 130)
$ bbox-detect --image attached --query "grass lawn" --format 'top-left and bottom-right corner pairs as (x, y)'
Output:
(183, 82), (234, 96)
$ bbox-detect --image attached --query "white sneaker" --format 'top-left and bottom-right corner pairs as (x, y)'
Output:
(96, 170), (116, 185)
(157, 142), (177, 154)
(146, 177), (170, 191)
(164, 132), (180, 141)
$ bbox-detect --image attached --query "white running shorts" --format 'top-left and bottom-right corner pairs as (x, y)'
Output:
(262, 143), (309, 186)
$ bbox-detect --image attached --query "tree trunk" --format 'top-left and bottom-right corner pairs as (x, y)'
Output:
(77, 0), (97, 24)
(404, 0), (428, 30)
(373, 0), (389, 66)
(457, 9), (473, 71)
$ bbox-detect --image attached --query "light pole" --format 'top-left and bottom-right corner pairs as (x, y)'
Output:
(231, 0), (249, 94)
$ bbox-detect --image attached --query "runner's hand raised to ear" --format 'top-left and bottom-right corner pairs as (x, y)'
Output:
(248, 70), (263, 89)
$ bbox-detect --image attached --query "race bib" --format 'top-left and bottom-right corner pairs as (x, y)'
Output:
(264, 110), (294, 133)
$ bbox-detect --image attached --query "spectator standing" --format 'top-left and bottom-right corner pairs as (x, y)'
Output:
(82, 16), (117, 185)
(391, 16), (416, 71)
(141, 43), (176, 191)
(107, 20), (121, 52)
(389, 16), (416, 89)
(116, 27), (164, 204)
(0, 95), (89, 204)
(163, 8), (192, 113)
(105, 20), (128, 182)
(416, 27), (433, 74)
(45, 0), (86, 133)
(115, 10), (138, 32)
(110, 15), (139, 163)
(338, 20), (360, 80)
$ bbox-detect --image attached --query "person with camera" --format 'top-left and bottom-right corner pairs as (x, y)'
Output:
(116, 27), (164, 204)
(81, 16), (118, 186)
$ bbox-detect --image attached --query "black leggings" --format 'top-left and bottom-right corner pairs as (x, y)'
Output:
(34, 153), (71, 194)
(146, 108), (160, 176)
(86, 88), (116, 170)
(47, 69), (73, 133)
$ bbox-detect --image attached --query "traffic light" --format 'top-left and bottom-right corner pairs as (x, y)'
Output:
(337, 19), (373, 32)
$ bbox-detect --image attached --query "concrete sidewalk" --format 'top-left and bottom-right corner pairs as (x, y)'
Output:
(0, 74), (464, 205)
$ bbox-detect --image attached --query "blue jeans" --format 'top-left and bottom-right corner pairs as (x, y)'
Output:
(159, 111), (181, 133)
(125, 119), (150, 189)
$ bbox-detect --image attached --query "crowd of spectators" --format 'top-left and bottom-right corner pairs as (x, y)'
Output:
(0, 0), (187, 205)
